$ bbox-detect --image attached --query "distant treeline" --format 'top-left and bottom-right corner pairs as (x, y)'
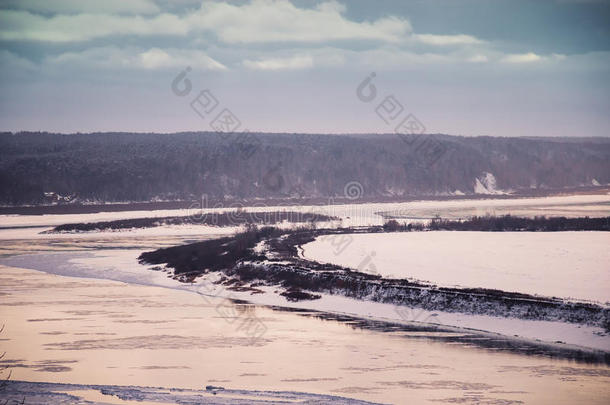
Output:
(2, 131), (609, 205)
(49, 211), (335, 233)
(383, 215), (610, 232)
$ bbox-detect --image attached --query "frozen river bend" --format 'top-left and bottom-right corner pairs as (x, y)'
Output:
(1, 193), (610, 404)
(2, 257), (610, 405)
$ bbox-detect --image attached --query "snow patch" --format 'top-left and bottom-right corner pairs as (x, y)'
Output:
(253, 240), (268, 254)
(474, 172), (505, 194)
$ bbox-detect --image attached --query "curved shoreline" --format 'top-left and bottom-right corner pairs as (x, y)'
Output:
(3, 249), (609, 363)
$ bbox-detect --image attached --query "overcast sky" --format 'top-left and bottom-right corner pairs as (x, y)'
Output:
(1, 0), (609, 137)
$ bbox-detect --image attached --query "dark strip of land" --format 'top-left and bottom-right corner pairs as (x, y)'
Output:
(385, 215), (610, 232)
(140, 216), (610, 277)
(46, 211), (335, 233)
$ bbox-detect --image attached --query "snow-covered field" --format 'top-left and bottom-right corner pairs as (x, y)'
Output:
(302, 231), (610, 303)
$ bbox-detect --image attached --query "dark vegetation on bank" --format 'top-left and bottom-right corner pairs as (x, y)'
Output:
(55, 213), (609, 234)
(139, 225), (282, 276)
(138, 225), (378, 277)
(138, 216), (610, 330)
(138, 215), (610, 278)
(384, 215), (610, 232)
(47, 211), (335, 233)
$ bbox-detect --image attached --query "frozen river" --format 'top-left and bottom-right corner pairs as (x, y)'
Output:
(2, 255), (610, 404)
(1, 194), (609, 404)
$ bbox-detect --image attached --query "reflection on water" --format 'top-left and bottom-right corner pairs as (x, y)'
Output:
(289, 309), (610, 365)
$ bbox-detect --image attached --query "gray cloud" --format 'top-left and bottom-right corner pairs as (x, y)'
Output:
(0, 1), (414, 44)
(1, 0), (161, 15)
(0, 0), (608, 137)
